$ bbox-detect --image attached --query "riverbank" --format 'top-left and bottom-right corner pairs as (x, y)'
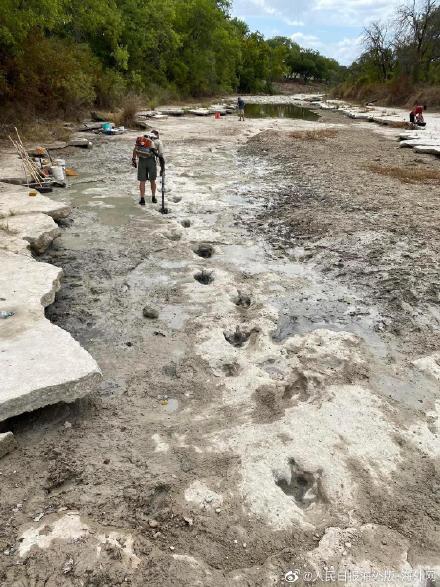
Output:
(244, 108), (440, 360)
(0, 101), (439, 585)
(0, 153), (101, 424)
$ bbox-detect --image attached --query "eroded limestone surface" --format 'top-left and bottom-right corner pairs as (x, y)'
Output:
(0, 183), (70, 220)
(0, 176), (100, 422)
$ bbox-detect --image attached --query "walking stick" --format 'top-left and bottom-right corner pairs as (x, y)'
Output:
(159, 165), (169, 214)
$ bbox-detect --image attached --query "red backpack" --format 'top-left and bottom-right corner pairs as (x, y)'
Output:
(135, 136), (156, 157)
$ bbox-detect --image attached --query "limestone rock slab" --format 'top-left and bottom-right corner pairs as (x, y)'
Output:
(0, 250), (62, 307)
(0, 318), (101, 421)
(414, 145), (440, 155)
(0, 432), (17, 458)
(1, 213), (61, 254)
(0, 152), (26, 183)
(0, 231), (31, 256)
(0, 251), (101, 422)
(0, 182), (70, 221)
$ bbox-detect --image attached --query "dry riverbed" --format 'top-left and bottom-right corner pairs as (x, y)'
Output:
(0, 106), (439, 586)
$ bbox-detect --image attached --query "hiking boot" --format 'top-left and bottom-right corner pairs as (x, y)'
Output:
(152, 196), (157, 204)
(139, 198), (146, 206)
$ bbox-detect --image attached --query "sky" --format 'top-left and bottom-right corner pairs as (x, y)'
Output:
(231, 0), (401, 65)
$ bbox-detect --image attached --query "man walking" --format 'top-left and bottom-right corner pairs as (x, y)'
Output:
(132, 133), (163, 206)
(237, 97), (245, 121)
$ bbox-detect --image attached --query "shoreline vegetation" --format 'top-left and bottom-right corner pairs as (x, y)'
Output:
(1, 0), (439, 135)
(0, 0), (341, 133)
(332, 0), (440, 108)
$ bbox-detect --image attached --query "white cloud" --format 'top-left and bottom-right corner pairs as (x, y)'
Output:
(252, 0), (277, 14)
(291, 32), (324, 50)
(312, 0), (398, 26)
(233, 0), (400, 28)
(232, 0), (401, 64)
(332, 35), (364, 63)
(285, 19), (305, 26)
(290, 31), (364, 64)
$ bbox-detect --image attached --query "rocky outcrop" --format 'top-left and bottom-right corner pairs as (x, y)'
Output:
(0, 181), (101, 422)
(0, 431), (17, 458)
(0, 183), (70, 220)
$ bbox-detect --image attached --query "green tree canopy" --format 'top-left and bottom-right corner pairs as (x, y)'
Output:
(0, 0), (343, 115)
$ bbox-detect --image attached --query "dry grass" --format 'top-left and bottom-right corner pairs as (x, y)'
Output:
(0, 120), (73, 145)
(332, 79), (440, 110)
(368, 163), (440, 184)
(113, 94), (145, 127)
(289, 129), (338, 140)
(380, 120), (409, 129)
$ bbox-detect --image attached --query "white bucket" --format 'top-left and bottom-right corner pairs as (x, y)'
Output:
(51, 165), (66, 184)
(54, 158), (66, 167)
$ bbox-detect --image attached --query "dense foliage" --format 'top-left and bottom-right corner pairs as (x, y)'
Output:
(336, 0), (440, 105)
(0, 0), (342, 116)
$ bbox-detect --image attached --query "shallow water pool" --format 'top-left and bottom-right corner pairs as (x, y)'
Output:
(244, 103), (319, 120)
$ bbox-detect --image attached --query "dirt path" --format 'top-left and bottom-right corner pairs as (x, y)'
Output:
(0, 109), (439, 586)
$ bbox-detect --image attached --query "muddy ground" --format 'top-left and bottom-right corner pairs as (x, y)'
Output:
(0, 108), (439, 587)
(243, 111), (440, 358)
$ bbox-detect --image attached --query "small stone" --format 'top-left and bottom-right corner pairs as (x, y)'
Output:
(143, 306), (159, 320)
(181, 219), (191, 228)
(233, 540), (238, 544)
(103, 459), (110, 465)
(165, 230), (182, 242)
(169, 546), (175, 551)
(381, 539), (388, 546)
(215, 508), (221, 514)
(33, 513), (44, 522)
(0, 432), (17, 459)
(342, 550), (347, 556)
(64, 421), (72, 429)
(243, 543), (247, 548)
(183, 517), (193, 526)
(149, 519), (159, 528)
(153, 532), (161, 539)
(63, 557), (74, 574)
(344, 541), (352, 549)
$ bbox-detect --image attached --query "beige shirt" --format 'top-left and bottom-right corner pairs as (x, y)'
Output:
(155, 139), (164, 157)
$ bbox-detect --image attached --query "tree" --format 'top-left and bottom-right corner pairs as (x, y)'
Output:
(363, 21), (394, 81)
(396, 0), (438, 81)
(238, 32), (271, 92)
(0, 0), (345, 116)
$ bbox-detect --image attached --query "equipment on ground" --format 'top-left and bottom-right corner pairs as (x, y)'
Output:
(8, 128), (54, 192)
(159, 168), (169, 215)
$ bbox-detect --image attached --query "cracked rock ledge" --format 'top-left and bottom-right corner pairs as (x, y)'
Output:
(0, 181), (101, 423)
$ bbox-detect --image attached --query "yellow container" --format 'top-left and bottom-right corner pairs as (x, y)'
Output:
(29, 190), (38, 197)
